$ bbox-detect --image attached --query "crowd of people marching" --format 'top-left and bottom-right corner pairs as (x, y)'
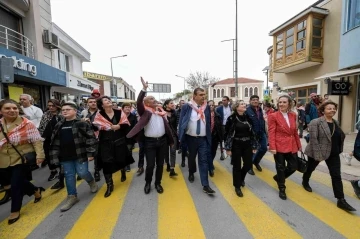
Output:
(1, 77), (360, 226)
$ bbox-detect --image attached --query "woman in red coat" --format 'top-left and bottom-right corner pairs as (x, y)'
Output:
(268, 95), (301, 200)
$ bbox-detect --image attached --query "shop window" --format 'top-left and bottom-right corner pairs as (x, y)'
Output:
(346, 0), (360, 31)
(221, 89), (225, 97)
(245, 88), (249, 97)
(58, 51), (70, 72)
(254, 87), (258, 96)
(230, 87), (235, 97)
(294, 86), (318, 104)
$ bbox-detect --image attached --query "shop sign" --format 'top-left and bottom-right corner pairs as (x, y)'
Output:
(77, 80), (94, 91)
(0, 54), (37, 76)
(83, 71), (111, 81)
(328, 81), (350, 95)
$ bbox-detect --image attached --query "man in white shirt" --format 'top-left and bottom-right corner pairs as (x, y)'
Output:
(19, 94), (43, 128)
(216, 96), (231, 132)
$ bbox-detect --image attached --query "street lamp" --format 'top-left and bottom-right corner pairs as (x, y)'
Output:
(221, 39), (236, 95)
(110, 54), (127, 98)
(175, 75), (186, 98)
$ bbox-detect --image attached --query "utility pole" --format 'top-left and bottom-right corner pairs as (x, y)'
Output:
(235, 0), (238, 99)
(110, 55), (127, 98)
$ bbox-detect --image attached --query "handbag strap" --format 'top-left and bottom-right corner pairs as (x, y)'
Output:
(0, 121), (25, 164)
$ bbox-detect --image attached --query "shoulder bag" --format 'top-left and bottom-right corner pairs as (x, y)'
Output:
(0, 122), (37, 165)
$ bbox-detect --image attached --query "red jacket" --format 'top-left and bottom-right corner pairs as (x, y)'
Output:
(268, 111), (301, 153)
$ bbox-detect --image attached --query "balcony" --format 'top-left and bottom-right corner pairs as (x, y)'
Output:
(0, 24), (35, 58)
(269, 7), (329, 73)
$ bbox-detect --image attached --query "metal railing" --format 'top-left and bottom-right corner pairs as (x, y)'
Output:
(0, 24), (35, 58)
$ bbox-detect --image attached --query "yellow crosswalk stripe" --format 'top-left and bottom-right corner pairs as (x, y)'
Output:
(211, 161), (301, 238)
(263, 155), (359, 199)
(159, 165), (206, 239)
(65, 171), (133, 239)
(256, 166), (360, 238)
(0, 181), (82, 238)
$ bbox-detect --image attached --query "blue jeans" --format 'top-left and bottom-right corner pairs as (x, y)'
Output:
(253, 132), (268, 165)
(186, 135), (210, 187)
(61, 160), (94, 196)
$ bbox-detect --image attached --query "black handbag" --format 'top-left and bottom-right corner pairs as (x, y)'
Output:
(296, 150), (308, 173)
(0, 122), (37, 165)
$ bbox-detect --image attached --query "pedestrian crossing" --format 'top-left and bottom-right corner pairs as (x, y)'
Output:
(0, 153), (359, 239)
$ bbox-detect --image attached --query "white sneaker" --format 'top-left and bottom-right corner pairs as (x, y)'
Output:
(60, 195), (79, 212)
(341, 153), (352, 166)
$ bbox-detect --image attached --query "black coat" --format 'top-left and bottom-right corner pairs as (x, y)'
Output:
(211, 111), (224, 142)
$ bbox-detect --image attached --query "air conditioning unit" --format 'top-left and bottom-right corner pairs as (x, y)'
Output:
(43, 29), (59, 49)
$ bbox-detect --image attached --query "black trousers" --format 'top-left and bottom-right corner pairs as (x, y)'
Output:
(1, 165), (37, 212)
(144, 136), (167, 185)
(231, 140), (253, 188)
(303, 155), (344, 199)
(274, 152), (297, 190)
(138, 141), (145, 168)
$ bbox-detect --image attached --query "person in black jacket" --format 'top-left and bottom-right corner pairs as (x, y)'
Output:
(122, 103), (138, 173)
(208, 100), (224, 177)
(164, 99), (178, 177)
(225, 101), (258, 197)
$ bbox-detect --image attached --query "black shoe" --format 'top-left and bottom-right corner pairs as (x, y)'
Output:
(337, 198), (356, 212)
(302, 181), (312, 192)
(126, 165), (131, 172)
(34, 187), (45, 203)
(144, 183), (151, 194)
(94, 170), (101, 182)
(166, 164), (171, 172)
(121, 169), (126, 182)
(137, 167), (144, 175)
(350, 180), (360, 199)
(235, 188), (243, 197)
(0, 189), (11, 205)
(104, 175), (114, 198)
(188, 174), (194, 183)
(255, 164), (262, 172)
(279, 189), (287, 200)
(51, 180), (65, 190)
(77, 175), (82, 181)
(48, 170), (58, 181)
(169, 169), (178, 177)
(248, 169), (255, 176)
(155, 184), (164, 194)
(209, 170), (214, 177)
(8, 214), (20, 225)
(203, 186), (215, 194)
(240, 181), (245, 187)
(181, 160), (185, 167)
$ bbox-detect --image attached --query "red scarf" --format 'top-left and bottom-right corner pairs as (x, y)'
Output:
(144, 106), (167, 117)
(189, 100), (207, 123)
(93, 109), (130, 131)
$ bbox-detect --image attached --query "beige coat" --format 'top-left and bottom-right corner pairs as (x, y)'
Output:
(0, 116), (44, 168)
(304, 117), (345, 162)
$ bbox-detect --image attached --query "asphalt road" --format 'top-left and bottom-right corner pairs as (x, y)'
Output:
(1, 149), (360, 239)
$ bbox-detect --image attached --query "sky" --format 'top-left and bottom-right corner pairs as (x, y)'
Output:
(51, 0), (317, 100)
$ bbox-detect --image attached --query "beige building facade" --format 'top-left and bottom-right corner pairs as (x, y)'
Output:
(267, 0), (358, 133)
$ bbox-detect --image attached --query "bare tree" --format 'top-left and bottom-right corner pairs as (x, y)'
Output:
(185, 71), (219, 91)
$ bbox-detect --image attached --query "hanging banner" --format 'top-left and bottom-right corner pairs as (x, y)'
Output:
(8, 85), (23, 101)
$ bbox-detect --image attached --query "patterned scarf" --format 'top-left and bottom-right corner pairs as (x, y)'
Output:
(0, 117), (43, 148)
(93, 109), (130, 131)
(189, 100), (207, 123)
(144, 105), (167, 117)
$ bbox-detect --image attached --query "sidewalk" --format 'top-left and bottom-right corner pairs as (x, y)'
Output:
(300, 132), (360, 180)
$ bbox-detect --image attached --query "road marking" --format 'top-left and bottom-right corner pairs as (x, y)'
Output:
(0, 181), (82, 238)
(65, 171), (133, 239)
(158, 165), (206, 239)
(263, 155), (359, 199)
(211, 161), (301, 238)
(256, 166), (360, 238)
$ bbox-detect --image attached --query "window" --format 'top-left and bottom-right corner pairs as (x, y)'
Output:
(276, 33), (284, 59)
(213, 89), (216, 98)
(293, 86), (317, 104)
(245, 88), (249, 97)
(296, 20), (307, 51)
(285, 27), (294, 56)
(346, 0), (360, 30)
(230, 87), (236, 97)
(221, 89), (225, 97)
(312, 18), (323, 48)
(249, 87), (254, 96)
(217, 89), (220, 98)
(254, 87), (258, 96)
(58, 51), (70, 72)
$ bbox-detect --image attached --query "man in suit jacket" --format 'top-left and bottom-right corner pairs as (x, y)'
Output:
(179, 88), (215, 194)
(127, 78), (174, 195)
(216, 96), (232, 131)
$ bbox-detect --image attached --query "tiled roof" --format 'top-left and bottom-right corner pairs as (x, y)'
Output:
(213, 78), (263, 85)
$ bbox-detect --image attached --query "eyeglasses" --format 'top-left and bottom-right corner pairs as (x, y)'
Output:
(61, 108), (75, 112)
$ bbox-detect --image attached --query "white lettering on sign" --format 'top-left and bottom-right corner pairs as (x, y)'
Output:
(0, 54), (37, 76)
(77, 80), (94, 91)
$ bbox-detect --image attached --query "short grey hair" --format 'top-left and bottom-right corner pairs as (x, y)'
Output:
(20, 94), (33, 101)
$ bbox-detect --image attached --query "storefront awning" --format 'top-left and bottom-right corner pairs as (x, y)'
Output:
(314, 68), (360, 80)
